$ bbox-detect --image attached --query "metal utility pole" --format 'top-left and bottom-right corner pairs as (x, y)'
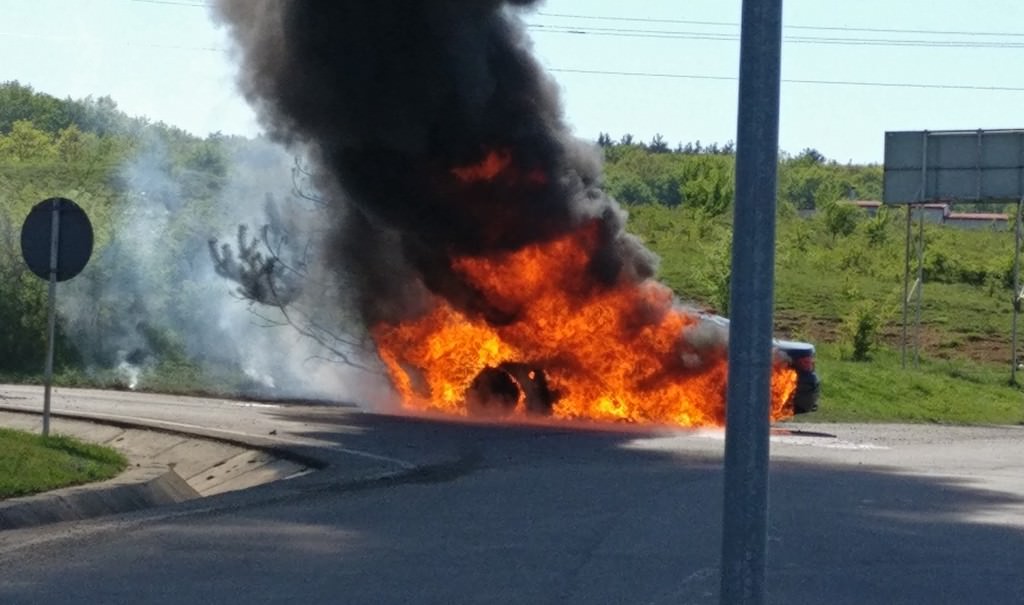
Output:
(719, 0), (783, 604)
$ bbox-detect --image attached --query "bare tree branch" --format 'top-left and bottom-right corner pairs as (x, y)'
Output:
(209, 182), (380, 373)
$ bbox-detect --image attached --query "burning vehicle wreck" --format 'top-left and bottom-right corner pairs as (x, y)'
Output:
(466, 362), (554, 417)
(214, 0), (812, 428)
(699, 313), (820, 415)
(390, 308), (819, 424)
(458, 348), (817, 421)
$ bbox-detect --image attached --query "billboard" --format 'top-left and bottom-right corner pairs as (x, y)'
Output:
(883, 129), (1024, 204)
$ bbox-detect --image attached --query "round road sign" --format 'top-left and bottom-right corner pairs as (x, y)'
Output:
(20, 197), (94, 282)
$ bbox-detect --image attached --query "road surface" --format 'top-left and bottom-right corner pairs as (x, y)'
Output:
(1, 385), (1023, 604)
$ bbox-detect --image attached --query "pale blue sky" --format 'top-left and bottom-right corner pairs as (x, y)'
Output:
(2, 0), (1023, 163)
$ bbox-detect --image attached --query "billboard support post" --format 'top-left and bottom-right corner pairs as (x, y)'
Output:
(1012, 198), (1023, 384)
(901, 205), (912, 368)
(914, 207), (925, 368)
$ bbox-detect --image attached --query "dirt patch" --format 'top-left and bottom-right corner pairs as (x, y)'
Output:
(774, 310), (1015, 366)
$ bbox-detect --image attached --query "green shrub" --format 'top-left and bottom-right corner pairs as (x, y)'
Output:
(842, 301), (881, 361)
(697, 234), (733, 315)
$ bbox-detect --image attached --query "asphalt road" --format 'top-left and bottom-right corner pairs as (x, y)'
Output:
(1, 385), (1023, 604)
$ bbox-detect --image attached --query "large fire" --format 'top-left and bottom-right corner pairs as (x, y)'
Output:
(216, 3), (795, 427)
(372, 154), (796, 427)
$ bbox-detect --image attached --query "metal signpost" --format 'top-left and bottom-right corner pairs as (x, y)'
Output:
(20, 197), (94, 437)
(883, 129), (1024, 379)
(720, 0), (783, 603)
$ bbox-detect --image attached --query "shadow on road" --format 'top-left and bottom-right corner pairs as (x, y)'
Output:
(2, 410), (1023, 605)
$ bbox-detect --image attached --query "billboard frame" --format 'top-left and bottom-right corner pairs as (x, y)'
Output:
(883, 129), (1024, 382)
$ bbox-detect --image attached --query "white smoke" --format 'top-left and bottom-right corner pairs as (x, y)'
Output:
(58, 131), (387, 404)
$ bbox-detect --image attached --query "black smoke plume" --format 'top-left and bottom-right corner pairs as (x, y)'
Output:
(213, 0), (658, 329)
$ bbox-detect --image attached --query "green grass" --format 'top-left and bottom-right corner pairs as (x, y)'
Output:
(0, 428), (128, 499)
(788, 345), (1024, 424)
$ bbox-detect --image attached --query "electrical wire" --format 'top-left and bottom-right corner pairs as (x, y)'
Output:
(536, 11), (1024, 38)
(528, 24), (1024, 50)
(551, 67), (1024, 92)
(37, 2), (1019, 93)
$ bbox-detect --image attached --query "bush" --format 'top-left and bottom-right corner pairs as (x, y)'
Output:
(842, 301), (880, 361)
(697, 235), (732, 315)
(822, 202), (861, 242)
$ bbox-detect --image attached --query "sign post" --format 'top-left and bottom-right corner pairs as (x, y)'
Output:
(20, 197), (93, 437)
(720, 0), (783, 603)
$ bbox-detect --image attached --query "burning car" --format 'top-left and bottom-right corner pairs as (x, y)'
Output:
(216, 2), (809, 428)
(774, 338), (820, 414)
(456, 313), (820, 420)
(698, 313), (820, 415)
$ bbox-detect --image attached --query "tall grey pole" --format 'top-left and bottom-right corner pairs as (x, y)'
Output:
(719, 0), (782, 603)
(42, 199), (61, 437)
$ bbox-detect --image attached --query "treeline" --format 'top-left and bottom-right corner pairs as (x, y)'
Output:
(598, 132), (883, 214)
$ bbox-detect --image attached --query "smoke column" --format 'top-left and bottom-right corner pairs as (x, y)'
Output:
(213, 0), (659, 329)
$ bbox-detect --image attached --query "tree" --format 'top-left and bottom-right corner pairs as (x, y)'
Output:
(822, 201), (861, 242)
(0, 120), (56, 163)
(795, 147), (827, 165)
(209, 222), (301, 307)
(648, 133), (669, 154)
(0, 81), (72, 134)
(698, 231), (733, 315)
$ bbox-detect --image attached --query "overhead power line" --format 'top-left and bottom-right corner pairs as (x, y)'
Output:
(551, 68), (1024, 92)
(1, 30), (1021, 93)
(123, 1), (1024, 46)
(125, 1), (1024, 40)
(536, 11), (1024, 38)
(529, 24), (1024, 50)
(16, 4), (1023, 94)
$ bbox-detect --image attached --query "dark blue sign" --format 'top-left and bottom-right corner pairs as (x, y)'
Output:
(20, 197), (94, 282)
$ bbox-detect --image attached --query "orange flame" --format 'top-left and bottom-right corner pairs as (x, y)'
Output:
(451, 148), (547, 186)
(451, 149), (513, 182)
(372, 223), (797, 427)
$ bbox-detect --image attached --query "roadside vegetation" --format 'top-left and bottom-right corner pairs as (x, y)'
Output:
(1, 82), (1022, 425)
(0, 427), (127, 499)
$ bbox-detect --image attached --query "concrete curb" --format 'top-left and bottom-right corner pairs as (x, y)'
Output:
(0, 468), (199, 531)
(0, 407), (331, 531)
(0, 404), (330, 471)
